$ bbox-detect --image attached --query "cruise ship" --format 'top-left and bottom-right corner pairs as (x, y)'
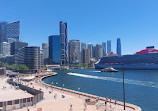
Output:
(95, 46), (158, 70)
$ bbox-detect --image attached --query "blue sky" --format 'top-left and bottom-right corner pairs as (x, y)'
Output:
(1, 0), (158, 54)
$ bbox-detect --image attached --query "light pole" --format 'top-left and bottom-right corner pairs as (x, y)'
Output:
(78, 87), (80, 98)
(122, 64), (126, 110)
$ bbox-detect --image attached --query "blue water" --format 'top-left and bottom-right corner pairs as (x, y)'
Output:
(43, 69), (158, 111)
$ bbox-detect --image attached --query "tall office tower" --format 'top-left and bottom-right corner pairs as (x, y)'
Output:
(95, 44), (103, 60)
(42, 43), (49, 59)
(68, 40), (80, 64)
(107, 40), (111, 55)
(117, 38), (121, 56)
(81, 43), (86, 63)
(88, 43), (93, 59)
(40, 50), (44, 68)
(93, 46), (96, 58)
(6, 21), (20, 43)
(0, 21), (20, 44)
(10, 40), (28, 55)
(60, 21), (68, 65)
(0, 42), (10, 56)
(81, 49), (90, 64)
(86, 49), (90, 64)
(17, 46), (41, 72)
(49, 35), (61, 64)
(0, 22), (7, 44)
(81, 43), (86, 51)
(102, 42), (106, 56)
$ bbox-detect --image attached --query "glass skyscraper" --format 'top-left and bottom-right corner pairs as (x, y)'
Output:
(0, 21), (20, 44)
(60, 21), (68, 65)
(102, 42), (106, 56)
(107, 40), (111, 55)
(117, 38), (121, 56)
(0, 22), (7, 44)
(49, 35), (61, 64)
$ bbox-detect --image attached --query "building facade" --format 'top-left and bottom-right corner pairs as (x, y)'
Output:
(42, 43), (49, 59)
(107, 40), (111, 55)
(17, 46), (41, 72)
(68, 40), (80, 64)
(88, 43), (93, 59)
(10, 40), (28, 55)
(102, 42), (106, 56)
(49, 35), (61, 64)
(0, 42), (10, 56)
(0, 22), (7, 44)
(95, 44), (103, 60)
(6, 21), (20, 42)
(60, 21), (68, 65)
(116, 38), (121, 56)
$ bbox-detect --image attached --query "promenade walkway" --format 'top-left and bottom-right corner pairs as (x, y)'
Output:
(14, 73), (141, 111)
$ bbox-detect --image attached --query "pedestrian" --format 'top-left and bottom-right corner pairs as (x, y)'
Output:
(115, 99), (117, 105)
(106, 97), (108, 102)
(70, 103), (72, 111)
(27, 106), (29, 111)
(84, 103), (87, 110)
(110, 98), (111, 103)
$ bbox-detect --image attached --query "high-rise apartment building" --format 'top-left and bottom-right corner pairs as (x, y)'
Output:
(88, 43), (93, 59)
(81, 49), (90, 64)
(60, 21), (68, 65)
(117, 38), (121, 56)
(10, 40), (28, 55)
(81, 43), (86, 63)
(68, 40), (80, 64)
(49, 35), (61, 64)
(0, 42), (10, 56)
(0, 21), (20, 44)
(95, 44), (103, 60)
(81, 43), (86, 51)
(42, 43), (49, 59)
(102, 42), (106, 56)
(107, 40), (111, 55)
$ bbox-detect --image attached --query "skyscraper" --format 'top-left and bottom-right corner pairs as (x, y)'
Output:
(42, 43), (49, 59)
(81, 43), (86, 63)
(102, 42), (106, 56)
(10, 40), (28, 55)
(68, 40), (80, 64)
(0, 22), (7, 44)
(60, 21), (68, 65)
(81, 43), (86, 51)
(117, 38), (121, 56)
(95, 44), (103, 60)
(49, 35), (61, 64)
(0, 21), (20, 44)
(88, 43), (93, 59)
(81, 49), (90, 64)
(6, 21), (20, 43)
(107, 40), (111, 55)
(0, 42), (10, 56)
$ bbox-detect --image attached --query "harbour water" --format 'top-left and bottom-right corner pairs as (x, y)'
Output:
(43, 69), (158, 111)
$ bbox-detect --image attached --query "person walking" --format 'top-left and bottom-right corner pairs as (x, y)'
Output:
(70, 103), (73, 111)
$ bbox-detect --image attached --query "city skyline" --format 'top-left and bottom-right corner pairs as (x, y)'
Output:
(1, 0), (158, 55)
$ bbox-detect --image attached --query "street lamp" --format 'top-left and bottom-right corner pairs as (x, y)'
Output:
(78, 87), (81, 98)
(122, 64), (126, 110)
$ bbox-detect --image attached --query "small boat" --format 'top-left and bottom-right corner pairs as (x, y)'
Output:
(101, 67), (118, 72)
